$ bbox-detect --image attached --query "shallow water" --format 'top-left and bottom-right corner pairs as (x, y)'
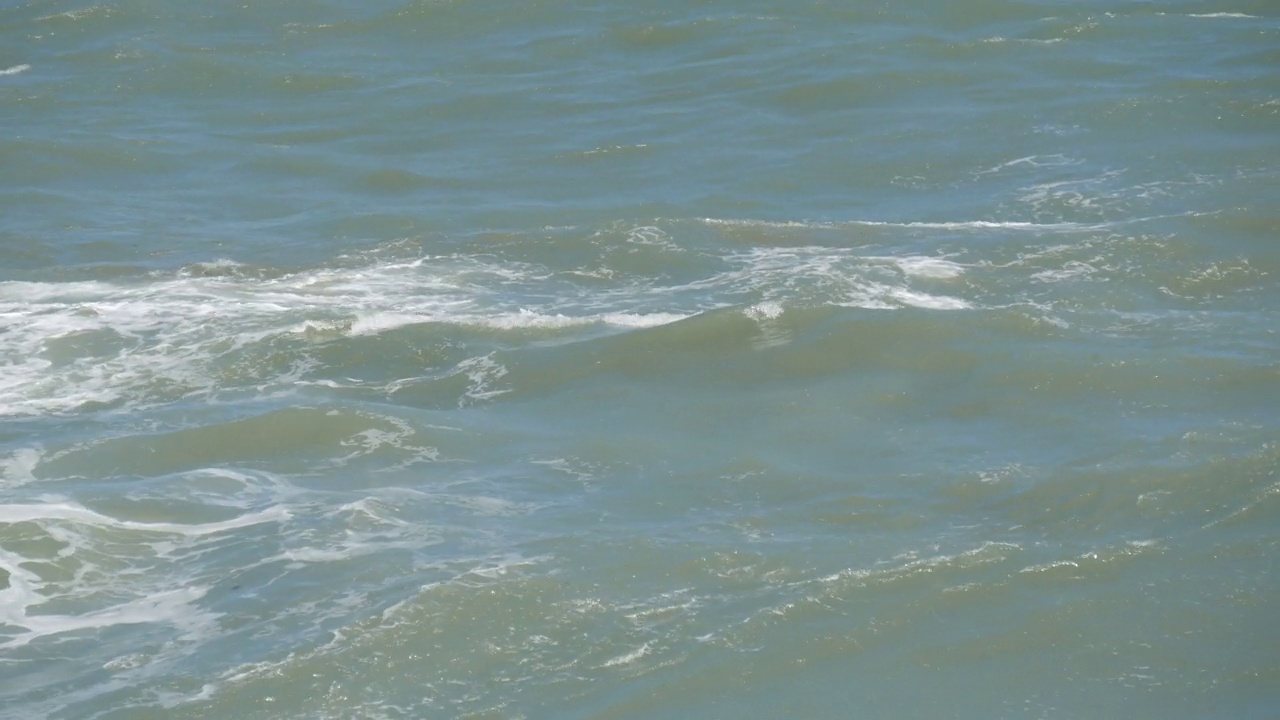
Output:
(2, 1), (1278, 718)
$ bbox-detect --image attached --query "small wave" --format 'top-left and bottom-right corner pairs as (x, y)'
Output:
(979, 36), (1064, 44)
(0, 64), (31, 76)
(1182, 12), (1258, 19)
(0, 233), (987, 417)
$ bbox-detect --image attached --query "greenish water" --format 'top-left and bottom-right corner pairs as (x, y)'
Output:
(1, 1), (1278, 718)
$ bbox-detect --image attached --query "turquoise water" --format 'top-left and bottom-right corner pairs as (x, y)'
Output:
(2, 1), (1278, 717)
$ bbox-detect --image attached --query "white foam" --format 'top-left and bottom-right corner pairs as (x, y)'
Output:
(1184, 13), (1257, 19)
(473, 309), (590, 331)
(347, 311), (437, 335)
(701, 217), (838, 230)
(0, 502), (289, 536)
(727, 246), (972, 311)
(0, 256), (485, 414)
(876, 220), (1097, 231)
(1016, 169), (1139, 216)
(1019, 559), (1079, 573)
(1, 584), (215, 649)
(36, 6), (111, 21)
(0, 64), (31, 76)
(455, 354), (510, 405)
(0, 518), (224, 650)
(874, 256), (966, 279)
(977, 154), (1082, 175)
(597, 311), (690, 328)
(744, 301), (784, 320)
(331, 417), (440, 470)
(701, 216), (1104, 232)
(600, 642), (651, 668)
(744, 301), (791, 348)
(0, 238), (988, 416)
(1031, 261), (1098, 283)
(886, 288), (971, 310)
(1, 447), (42, 489)
(281, 531), (423, 565)
(577, 143), (649, 157)
(979, 37), (1064, 45)
(625, 225), (683, 251)
(347, 309), (690, 335)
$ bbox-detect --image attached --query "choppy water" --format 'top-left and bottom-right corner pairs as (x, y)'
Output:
(2, 1), (1278, 718)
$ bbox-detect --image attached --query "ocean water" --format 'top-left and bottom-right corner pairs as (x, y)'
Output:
(1, 0), (1278, 717)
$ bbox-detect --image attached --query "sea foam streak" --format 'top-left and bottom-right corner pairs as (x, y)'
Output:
(0, 502), (289, 535)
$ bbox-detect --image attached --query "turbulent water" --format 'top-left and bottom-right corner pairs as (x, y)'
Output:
(2, 0), (1278, 718)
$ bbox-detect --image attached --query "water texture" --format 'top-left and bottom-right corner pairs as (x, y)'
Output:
(1, 0), (1278, 718)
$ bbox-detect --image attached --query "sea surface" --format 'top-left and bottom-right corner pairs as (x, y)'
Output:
(2, 0), (1278, 718)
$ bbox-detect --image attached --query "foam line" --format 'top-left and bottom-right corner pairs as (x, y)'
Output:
(700, 216), (1117, 232)
(0, 503), (290, 535)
